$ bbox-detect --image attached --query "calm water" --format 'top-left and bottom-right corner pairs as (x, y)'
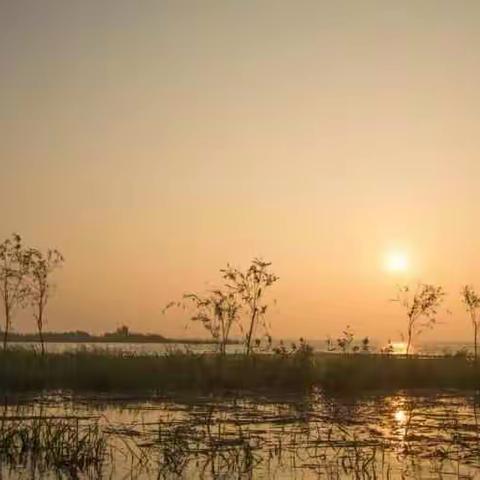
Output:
(9, 339), (475, 356)
(2, 391), (480, 479)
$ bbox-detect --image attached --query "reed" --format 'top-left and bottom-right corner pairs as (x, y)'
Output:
(0, 415), (107, 477)
(0, 348), (479, 394)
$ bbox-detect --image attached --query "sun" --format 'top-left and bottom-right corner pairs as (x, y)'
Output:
(385, 251), (409, 272)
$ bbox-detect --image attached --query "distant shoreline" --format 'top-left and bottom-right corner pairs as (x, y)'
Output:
(2, 332), (240, 345)
(7, 338), (236, 344)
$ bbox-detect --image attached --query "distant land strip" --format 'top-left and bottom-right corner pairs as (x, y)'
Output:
(2, 330), (240, 345)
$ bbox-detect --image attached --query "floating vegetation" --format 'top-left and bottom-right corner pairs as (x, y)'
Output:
(0, 392), (480, 479)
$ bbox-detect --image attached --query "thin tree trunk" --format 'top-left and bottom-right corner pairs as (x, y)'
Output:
(39, 329), (45, 355)
(223, 321), (231, 357)
(38, 314), (45, 356)
(37, 290), (46, 355)
(245, 308), (257, 356)
(406, 320), (413, 356)
(3, 322), (8, 351)
(475, 322), (478, 362)
(2, 279), (9, 351)
(3, 302), (9, 351)
(220, 316), (226, 356)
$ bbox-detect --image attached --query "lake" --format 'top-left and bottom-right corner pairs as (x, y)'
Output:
(9, 339), (475, 356)
(2, 391), (480, 479)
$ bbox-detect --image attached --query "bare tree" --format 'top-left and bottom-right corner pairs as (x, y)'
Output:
(394, 284), (445, 355)
(222, 259), (278, 355)
(461, 285), (480, 361)
(184, 289), (240, 355)
(27, 248), (64, 355)
(0, 234), (31, 350)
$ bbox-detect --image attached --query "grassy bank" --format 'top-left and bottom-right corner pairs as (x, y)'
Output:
(0, 349), (479, 393)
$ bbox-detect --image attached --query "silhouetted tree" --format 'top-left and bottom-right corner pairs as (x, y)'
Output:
(27, 248), (64, 355)
(184, 289), (240, 355)
(0, 234), (31, 350)
(394, 284), (445, 355)
(222, 259), (278, 355)
(115, 325), (130, 336)
(461, 285), (480, 360)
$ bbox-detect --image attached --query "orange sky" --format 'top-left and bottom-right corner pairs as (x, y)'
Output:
(1, 1), (479, 341)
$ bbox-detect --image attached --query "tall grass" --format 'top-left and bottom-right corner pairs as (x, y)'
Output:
(0, 415), (106, 477)
(0, 348), (479, 393)
(317, 353), (480, 391)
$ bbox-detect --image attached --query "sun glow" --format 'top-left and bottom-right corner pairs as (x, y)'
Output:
(385, 252), (409, 272)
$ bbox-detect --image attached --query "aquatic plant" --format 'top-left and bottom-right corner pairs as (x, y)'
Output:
(0, 415), (107, 477)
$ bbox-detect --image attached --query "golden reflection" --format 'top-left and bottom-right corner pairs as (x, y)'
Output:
(384, 341), (411, 355)
(388, 397), (411, 444)
(394, 409), (407, 425)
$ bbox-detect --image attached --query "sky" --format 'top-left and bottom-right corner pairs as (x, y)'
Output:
(1, 0), (479, 342)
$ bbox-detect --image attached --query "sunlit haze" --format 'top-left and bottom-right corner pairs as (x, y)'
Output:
(1, 0), (479, 342)
(385, 252), (409, 273)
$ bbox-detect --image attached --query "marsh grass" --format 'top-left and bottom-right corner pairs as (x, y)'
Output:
(318, 353), (480, 392)
(0, 348), (479, 394)
(0, 415), (107, 477)
(0, 348), (315, 393)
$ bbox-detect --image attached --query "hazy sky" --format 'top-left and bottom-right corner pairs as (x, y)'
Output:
(1, 0), (479, 341)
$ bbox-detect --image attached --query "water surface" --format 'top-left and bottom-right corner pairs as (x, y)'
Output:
(10, 339), (475, 356)
(2, 391), (480, 479)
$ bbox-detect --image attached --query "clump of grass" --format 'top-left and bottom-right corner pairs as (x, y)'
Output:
(0, 348), (315, 393)
(319, 353), (480, 392)
(0, 415), (107, 477)
(0, 348), (479, 394)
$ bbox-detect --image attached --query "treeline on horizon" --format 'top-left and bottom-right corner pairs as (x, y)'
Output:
(2, 232), (480, 359)
(0, 327), (233, 345)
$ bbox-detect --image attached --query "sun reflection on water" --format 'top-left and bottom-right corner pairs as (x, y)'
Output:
(383, 341), (412, 355)
(394, 409), (407, 425)
(389, 397), (411, 442)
